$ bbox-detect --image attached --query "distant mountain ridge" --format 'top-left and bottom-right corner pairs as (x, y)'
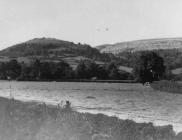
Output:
(96, 38), (182, 54)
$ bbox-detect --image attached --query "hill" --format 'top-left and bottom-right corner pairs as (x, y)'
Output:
(96, 38), (182, 70)
(0, 38), (115, 67)
(1, 37), (182, 75)
(96, 38), (182, 54)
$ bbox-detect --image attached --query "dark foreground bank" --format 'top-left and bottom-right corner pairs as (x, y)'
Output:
(0, 97), (181, 140)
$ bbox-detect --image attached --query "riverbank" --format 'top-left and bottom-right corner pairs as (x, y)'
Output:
(0, 96), (181, 140)
(17, 79), (137, 83)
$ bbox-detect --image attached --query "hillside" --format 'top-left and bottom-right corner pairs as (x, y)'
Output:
(97, 38), (182, 54)
(97, 38), (182, 71)
(0, 38), (114, 65)
(1, 37), (182, 75)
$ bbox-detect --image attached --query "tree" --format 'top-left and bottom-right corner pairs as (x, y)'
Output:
(84, 60), (99, 79)
(105, 62), (120, 80)
(75, 60), (104, 79)
(50, 60), (73, 80)
(18, 62), (32, 80)
(29, 59), (41, 80)
(96, 66), (108, 79)
(75, 61), (87, 79)
(133, 51), (165, 84)
(6, 59), (21, 79)
(39, 62), (52, 80)
(109, 68), (120, 80)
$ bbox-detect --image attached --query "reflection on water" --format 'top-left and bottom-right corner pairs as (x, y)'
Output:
(0, 81), (182, 132)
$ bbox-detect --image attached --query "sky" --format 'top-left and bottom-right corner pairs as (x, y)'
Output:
(0, 0), (182, 49)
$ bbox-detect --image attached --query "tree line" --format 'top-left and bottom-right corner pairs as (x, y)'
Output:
(0, 51), (178, 82)
(117, 48), (182, 70)
(0, 59), (133, 81)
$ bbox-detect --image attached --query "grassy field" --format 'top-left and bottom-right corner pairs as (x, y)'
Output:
(151, 80), (182, 94)
(0, 96), (180, 140)
(0, 82), (182, 130)
(0, 81), (181, 138)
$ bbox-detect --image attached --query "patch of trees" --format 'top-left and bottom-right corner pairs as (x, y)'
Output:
(1, 51), (180, 82)
(75, 60), (134, 80)
(0, 59), (21, 80)
(116, 49), (182, 70)
(133, 51), (166, 84)
(18, 60), (74, 81)
(0, 59), (133, 81)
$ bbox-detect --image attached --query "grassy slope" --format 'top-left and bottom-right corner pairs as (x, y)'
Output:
(96, 38), (182, 54)
(97, 38), (182, 74)
(0, 38), (113, 64)
(0, 97), (181, 140)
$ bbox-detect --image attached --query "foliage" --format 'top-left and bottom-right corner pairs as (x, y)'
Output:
(51, 61), (73, 79)
(29, 59), (41, 80)
(105, 62), (120, 80)
(116, 49), (182, 71)
(0, 59), (21, 80)
(19, 59), (74, 81)
(75, 60), (133, 80)
(133, 51), (165, 83)
(75, 60), (88, 79)
(0, 59), (134, 81)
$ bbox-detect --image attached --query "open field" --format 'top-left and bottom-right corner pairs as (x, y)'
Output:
(0, 81), (182, 133)
(0, 96), (178, 140)
(151, 80), (182, 94)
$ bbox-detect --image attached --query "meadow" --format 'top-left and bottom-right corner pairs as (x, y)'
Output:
(0, 81), (182, 134)
(0, 96), (179, 140)
(151, 80), (182, 94)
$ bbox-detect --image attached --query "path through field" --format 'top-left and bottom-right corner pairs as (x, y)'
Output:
(0, 81), (182, 132)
